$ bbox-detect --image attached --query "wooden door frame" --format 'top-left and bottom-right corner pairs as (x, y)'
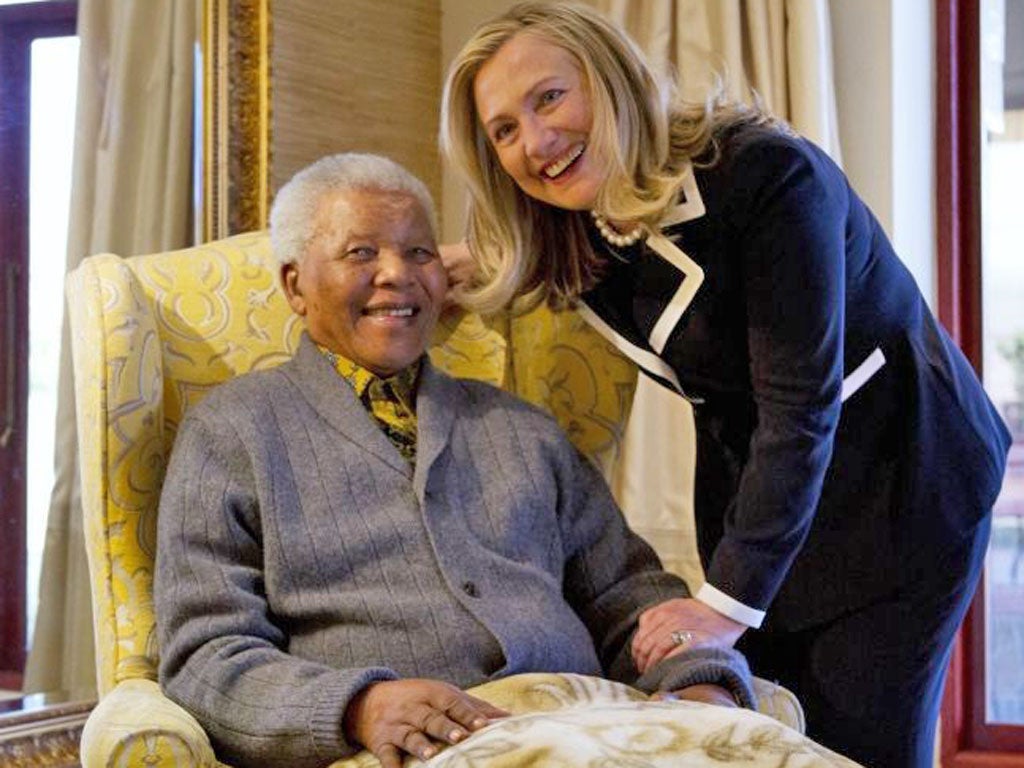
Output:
(0, 0), (78, 683)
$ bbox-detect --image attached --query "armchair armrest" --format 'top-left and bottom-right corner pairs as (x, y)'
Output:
(80, 678), (222, 767)
(752, 675), (805, 733)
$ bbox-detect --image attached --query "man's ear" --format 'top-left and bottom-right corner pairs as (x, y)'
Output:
(280, 261), (307, 316)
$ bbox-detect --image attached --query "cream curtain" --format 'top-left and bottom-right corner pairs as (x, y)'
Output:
(592, 0), (841, 590)
(593, 0), (841, 156)
(24, 0), (197, 699)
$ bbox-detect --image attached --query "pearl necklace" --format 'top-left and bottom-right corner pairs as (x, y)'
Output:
(590, 211), (645, 248)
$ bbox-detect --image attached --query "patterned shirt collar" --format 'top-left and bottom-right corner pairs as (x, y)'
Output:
(316, 345), (422, 411)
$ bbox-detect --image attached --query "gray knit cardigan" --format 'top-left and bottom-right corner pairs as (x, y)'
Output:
(155, 334), (755, 768)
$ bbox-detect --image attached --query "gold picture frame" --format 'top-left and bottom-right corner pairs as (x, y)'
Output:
(200, 0), (271, 242)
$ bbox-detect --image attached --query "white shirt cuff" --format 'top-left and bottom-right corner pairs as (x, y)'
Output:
(696, 583), (766, 629)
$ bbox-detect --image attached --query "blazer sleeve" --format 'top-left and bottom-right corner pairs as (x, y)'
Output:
(154, 411), (397, 768)
(703, 137), (848, 613)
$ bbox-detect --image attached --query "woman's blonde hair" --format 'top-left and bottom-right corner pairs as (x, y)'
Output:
(440, 1), (778, 314)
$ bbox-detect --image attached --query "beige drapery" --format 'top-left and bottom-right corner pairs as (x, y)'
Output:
(24, 0), (197, 699)
(594, 0), (841, 154)
(591, 0), (842, 590)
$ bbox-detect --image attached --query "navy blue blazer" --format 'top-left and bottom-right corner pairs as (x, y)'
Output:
(582, 125), (1012, 631)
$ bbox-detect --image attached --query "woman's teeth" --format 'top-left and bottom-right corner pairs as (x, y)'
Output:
(543, 144), (584, 178)
(366, 307), (415, 317)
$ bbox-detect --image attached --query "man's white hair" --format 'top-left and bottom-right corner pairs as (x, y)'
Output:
(269, 152), (438, 265)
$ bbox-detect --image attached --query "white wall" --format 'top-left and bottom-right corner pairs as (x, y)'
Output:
(830, 0), (936, 306)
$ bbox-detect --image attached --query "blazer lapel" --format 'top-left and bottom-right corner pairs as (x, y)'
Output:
(578, 163), (708, 399)
(649, 161), (708, 356)
(576, 301), (688, 396)
(644, 233), (704, 354)
(657, 161), (706, 227)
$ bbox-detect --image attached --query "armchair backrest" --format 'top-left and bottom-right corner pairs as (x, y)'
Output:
(66, 231), (635, 697)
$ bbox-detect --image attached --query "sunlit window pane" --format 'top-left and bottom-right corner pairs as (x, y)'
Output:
(980, 0), (1024, 726)
(26, 35), (78, 647)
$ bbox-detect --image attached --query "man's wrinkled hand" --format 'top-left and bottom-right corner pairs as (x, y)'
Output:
(343, 678), (509, 768)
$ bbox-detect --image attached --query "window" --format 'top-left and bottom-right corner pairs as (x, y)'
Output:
(978, 0), (1024, 736)
(938, 0), (1024, 761)
(0, 0), (77, 691)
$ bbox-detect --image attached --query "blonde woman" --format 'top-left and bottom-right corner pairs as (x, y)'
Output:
(440, 3), (1011, 767)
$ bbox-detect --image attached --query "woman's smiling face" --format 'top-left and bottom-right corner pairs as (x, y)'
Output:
(473, 32), (605, 211)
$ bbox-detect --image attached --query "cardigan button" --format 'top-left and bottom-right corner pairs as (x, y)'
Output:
(461, 581), (480, 598)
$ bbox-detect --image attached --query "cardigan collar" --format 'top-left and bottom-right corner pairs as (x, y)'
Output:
(287, 332), (460, 492)
(411, 361), (459, 500)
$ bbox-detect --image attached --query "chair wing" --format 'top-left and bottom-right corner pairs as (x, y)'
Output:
(68, 231), (303, 696)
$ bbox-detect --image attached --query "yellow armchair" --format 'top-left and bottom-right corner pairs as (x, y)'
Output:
(67, 231), (803, 767)
(68, 232), (306, 766)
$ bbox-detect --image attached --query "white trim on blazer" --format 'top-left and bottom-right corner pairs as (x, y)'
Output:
(581, 169), (886, 406)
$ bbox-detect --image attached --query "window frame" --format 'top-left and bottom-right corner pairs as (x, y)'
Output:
(0, 0), (78, 687)
(937, 0), (1024, 761)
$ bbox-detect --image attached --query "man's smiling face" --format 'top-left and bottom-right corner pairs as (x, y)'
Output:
(281, 187), (448, 377)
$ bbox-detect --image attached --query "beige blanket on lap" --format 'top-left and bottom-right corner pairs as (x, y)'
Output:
(332, 673), (862, 768)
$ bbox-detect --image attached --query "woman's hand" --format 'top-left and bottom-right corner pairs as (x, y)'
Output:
(652, 683), (739, 708)
(343, 678), (509, 768)
(632, 597), (747, 674)
(439, 241), (477, 291)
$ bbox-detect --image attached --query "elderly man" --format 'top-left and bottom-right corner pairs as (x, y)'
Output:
(155, 153), (756, 768)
